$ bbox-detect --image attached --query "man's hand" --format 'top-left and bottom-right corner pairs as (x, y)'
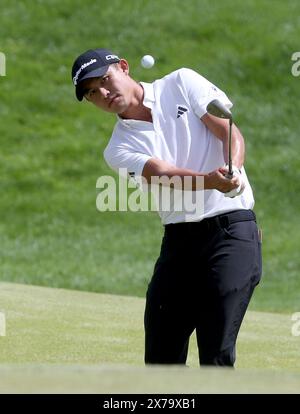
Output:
(219, 165), (245, 198)
(206, 168), (241, 193)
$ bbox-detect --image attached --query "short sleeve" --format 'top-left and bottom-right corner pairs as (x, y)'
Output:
(178, 68), (233, 118)
(103, 144), (152, 189)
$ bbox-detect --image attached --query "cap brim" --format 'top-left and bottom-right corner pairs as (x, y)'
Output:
(75, 65), (110, 101)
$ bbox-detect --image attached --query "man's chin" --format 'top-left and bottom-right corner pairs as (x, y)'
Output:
(117, 106), (130, 118)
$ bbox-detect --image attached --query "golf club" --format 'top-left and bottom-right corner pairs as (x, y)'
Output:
(206, 99), (233, 178)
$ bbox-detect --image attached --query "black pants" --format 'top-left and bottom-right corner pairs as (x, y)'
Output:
(144, 209), (262, 367)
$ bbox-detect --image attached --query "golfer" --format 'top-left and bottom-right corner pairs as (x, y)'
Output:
(71, 48), (262, 367)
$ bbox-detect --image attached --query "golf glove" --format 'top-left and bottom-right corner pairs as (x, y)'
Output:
(224, 165), (245, 198)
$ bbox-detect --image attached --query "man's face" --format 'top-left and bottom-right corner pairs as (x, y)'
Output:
(80, 60), (132, 115)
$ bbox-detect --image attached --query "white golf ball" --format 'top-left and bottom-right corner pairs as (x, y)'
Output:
(141, 55), (155, 69)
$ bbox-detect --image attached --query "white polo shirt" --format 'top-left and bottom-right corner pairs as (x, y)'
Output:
(104, 68), (254, 224)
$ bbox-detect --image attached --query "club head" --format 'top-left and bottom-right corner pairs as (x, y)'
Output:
(206, 99), (232, 120)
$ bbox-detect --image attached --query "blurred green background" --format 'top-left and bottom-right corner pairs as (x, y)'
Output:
(1, 0), (300, 312)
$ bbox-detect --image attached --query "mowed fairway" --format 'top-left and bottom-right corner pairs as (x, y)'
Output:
(0, 282), (299, 393)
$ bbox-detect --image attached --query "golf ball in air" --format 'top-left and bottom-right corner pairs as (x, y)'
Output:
(141, 55), (155, 69)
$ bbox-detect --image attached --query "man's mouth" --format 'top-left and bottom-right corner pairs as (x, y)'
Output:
(108, 94), (120, 107)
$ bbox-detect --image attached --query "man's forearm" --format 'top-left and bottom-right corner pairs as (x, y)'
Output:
(149, 166), (206, 190)
(150, 167), (235, 192)
(142, 158), (240, 193)
(200, 113), (245, 169)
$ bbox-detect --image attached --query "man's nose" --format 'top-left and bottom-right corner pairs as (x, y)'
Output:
(98, 87), (110, 99)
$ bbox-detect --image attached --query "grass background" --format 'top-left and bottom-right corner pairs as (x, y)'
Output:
(1, 0), (300, 313)
(1, 282), (300, 393)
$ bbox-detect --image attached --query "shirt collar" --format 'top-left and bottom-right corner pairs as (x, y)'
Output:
(140, 82), (155, 109)
(116, 82), (155, 126)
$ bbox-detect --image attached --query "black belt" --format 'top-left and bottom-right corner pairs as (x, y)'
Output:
(164, 209), (256, 234)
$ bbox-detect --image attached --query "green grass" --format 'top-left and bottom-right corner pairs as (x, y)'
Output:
(0, 282), (300, 393)
(1, 0), (300, 312)
(2, 365), (300, 394)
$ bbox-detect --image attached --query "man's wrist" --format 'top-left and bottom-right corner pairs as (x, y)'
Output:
(204, 174), (212, 190)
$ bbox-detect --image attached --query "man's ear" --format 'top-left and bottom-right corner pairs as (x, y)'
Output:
(119, 59), (129, 74)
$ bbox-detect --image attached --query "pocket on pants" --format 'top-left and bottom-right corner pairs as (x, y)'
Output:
(222, 220), (257, 242)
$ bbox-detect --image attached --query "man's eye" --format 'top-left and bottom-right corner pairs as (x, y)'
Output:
(101, 76), (108, 84)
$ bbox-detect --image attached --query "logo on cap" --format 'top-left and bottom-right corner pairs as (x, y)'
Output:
(73, 58), (97, 86)
(106, 54), (119, 61)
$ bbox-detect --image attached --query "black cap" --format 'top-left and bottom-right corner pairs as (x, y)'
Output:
(71, 48), (120, 101)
